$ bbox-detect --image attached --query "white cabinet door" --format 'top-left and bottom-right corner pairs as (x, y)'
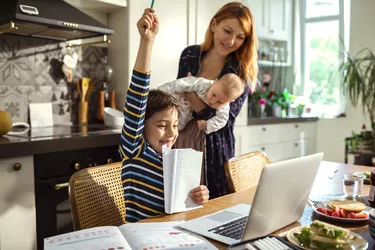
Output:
(248, 0), (268, 38)
(245, 0), (291, 41)
(246, 122), (318, 147)
(0, 156), (36, 250)
(110, 0), (188, 95)
(148, 0), (188, 88)
(235, 98), (248, 126)
(234, 126), (249, 156)
(268, 0), (291, 41)
(247, 139), (308, 162)
(195, 0), (234, 44)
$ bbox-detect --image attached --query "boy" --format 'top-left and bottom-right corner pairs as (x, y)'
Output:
(119, 8), (209, 223)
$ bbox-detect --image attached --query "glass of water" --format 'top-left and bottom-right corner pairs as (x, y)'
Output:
(343, 174), (364, 197)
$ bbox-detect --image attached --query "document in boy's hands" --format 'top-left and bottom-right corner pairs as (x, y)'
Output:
(44, 221), (218, 250)
(162, 146), (203, 214)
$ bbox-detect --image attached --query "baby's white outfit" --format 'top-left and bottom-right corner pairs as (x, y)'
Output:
(158, 76), (229, 134)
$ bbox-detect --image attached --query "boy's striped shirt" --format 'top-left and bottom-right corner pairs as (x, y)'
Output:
(119, 69), (165, 222)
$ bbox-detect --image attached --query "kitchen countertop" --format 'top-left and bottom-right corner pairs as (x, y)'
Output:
(0, 125), (121, 159)
(248, 115), (319, 125)
(0, 116), (319, 159)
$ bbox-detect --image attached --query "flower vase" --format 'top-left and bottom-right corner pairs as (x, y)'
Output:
(273, 105), (281, 117)
(260, 104), (265, 118)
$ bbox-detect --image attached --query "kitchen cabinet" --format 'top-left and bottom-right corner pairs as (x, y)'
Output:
(235, 99), (248, 126)
(193, 0), (234, 44)
(109, 0), (265, 107)
(0, 156), (36, 250)
(234, 122), (318, 162)
(108, 0), (189, 108)
(247, 0), (292, 41)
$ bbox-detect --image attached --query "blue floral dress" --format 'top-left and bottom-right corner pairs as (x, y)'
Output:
(175, 45), (250, 199)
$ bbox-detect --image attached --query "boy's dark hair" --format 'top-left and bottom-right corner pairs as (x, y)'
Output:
(145, 90), (181, 120)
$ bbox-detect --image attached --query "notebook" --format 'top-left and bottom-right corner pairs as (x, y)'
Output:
(162, 146), (203, 214)
(44, 221), (218, 250)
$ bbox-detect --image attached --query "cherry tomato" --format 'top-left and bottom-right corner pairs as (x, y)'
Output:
(317, 207), (327, 214)
(326, 209), (333, 216)
(347, 212), (357, 218)
(356, 213), (369, 219)
(340, 209), (347, 218)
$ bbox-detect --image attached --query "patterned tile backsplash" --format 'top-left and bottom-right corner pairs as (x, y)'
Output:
(0, 34), (108, 125)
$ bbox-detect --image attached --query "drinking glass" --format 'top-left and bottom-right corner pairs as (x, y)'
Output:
(343, 174), (364, 197)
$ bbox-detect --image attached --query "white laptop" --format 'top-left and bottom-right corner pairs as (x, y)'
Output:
(177, 153), (324, 245)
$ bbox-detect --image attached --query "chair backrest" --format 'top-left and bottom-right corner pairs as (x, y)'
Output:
(69, 162), (126, 230)
(224, 151), (271, 193)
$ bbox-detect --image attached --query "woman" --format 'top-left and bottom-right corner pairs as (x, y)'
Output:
(174, 2), (258, 199)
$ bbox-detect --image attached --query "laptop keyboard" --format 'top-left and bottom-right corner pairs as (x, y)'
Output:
(207, 216), (247, 240)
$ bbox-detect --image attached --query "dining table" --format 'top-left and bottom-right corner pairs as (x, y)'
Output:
(140, 161), (374, 249)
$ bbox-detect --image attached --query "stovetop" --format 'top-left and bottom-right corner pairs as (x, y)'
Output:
(8, 125), (121, 139)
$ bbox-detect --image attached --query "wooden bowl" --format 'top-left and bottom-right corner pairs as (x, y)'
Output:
(0, 110), (12, 136)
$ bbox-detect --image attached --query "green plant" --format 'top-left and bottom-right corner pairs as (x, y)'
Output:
(339, 48), (375, 130)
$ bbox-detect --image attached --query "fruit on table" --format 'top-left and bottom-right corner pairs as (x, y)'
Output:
(0, 110), (12, 136)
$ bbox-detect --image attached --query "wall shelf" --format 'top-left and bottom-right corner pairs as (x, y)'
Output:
(258, 60), (290, 67)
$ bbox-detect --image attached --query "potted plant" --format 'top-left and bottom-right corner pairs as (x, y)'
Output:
(339, 48), (375, 148)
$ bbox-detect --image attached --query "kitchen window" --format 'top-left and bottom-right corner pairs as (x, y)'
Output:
(298, 0), (350, 117)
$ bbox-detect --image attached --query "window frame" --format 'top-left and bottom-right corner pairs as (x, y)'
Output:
(299, 0), (347, 117)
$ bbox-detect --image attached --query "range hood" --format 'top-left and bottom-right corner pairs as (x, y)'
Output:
(0, 0), (114, 41)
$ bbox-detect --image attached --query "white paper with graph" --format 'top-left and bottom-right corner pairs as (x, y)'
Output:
(162, 146), (203, 214)
(44, 221), (218, 250)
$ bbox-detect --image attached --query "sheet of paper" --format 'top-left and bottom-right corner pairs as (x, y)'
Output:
(29, 102), (53, 127)
(44, 226), (131, 250)
(172, 149), (203, 212)
(119, 221), (218, 250)
(162, 147), (203, 214)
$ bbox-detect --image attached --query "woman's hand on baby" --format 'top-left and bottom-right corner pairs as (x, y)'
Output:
(197, 120), (207, 131)
(189, 185), (209, 204)
(137, 8), (159, 41)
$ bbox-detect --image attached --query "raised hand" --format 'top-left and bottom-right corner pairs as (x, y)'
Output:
(137, 8), (159, 41)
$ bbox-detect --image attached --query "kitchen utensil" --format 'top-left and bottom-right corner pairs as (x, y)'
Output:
(76, 77), (93, 102)
(97, 91), (116, 121)
(78, 102), (89, 125)
(0, 110), (12, 136)
(81, 77), (90, 102)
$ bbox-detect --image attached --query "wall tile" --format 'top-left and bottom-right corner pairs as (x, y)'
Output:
(0, 34), (108, 125)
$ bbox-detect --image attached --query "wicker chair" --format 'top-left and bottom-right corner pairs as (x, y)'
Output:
(69, 162), (126, 230)
(224, 151), (271, 193)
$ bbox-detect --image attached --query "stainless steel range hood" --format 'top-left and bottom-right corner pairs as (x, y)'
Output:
(0, 0), (114, 41)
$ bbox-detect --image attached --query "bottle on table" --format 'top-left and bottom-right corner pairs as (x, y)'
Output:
(368, 167), (375, 207)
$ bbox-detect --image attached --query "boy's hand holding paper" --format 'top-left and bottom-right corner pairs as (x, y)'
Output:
(162, 146), (205, 214)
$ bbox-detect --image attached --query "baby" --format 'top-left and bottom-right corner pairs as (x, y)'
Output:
(158, 73), (244, 134)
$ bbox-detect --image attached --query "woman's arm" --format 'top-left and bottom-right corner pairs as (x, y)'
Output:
(183, 91), (207, 112)
(230, 84), (250, 118)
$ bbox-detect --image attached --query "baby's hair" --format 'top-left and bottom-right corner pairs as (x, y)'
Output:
(219, 73), (245, 99)
(145, 90), (181, 120)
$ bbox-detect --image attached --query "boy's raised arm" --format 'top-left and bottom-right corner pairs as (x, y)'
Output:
(134, 8), (159, 72)
(119, 8), (159, 160)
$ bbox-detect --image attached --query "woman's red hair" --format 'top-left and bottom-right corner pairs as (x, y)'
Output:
(201, 2), (258, 89)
